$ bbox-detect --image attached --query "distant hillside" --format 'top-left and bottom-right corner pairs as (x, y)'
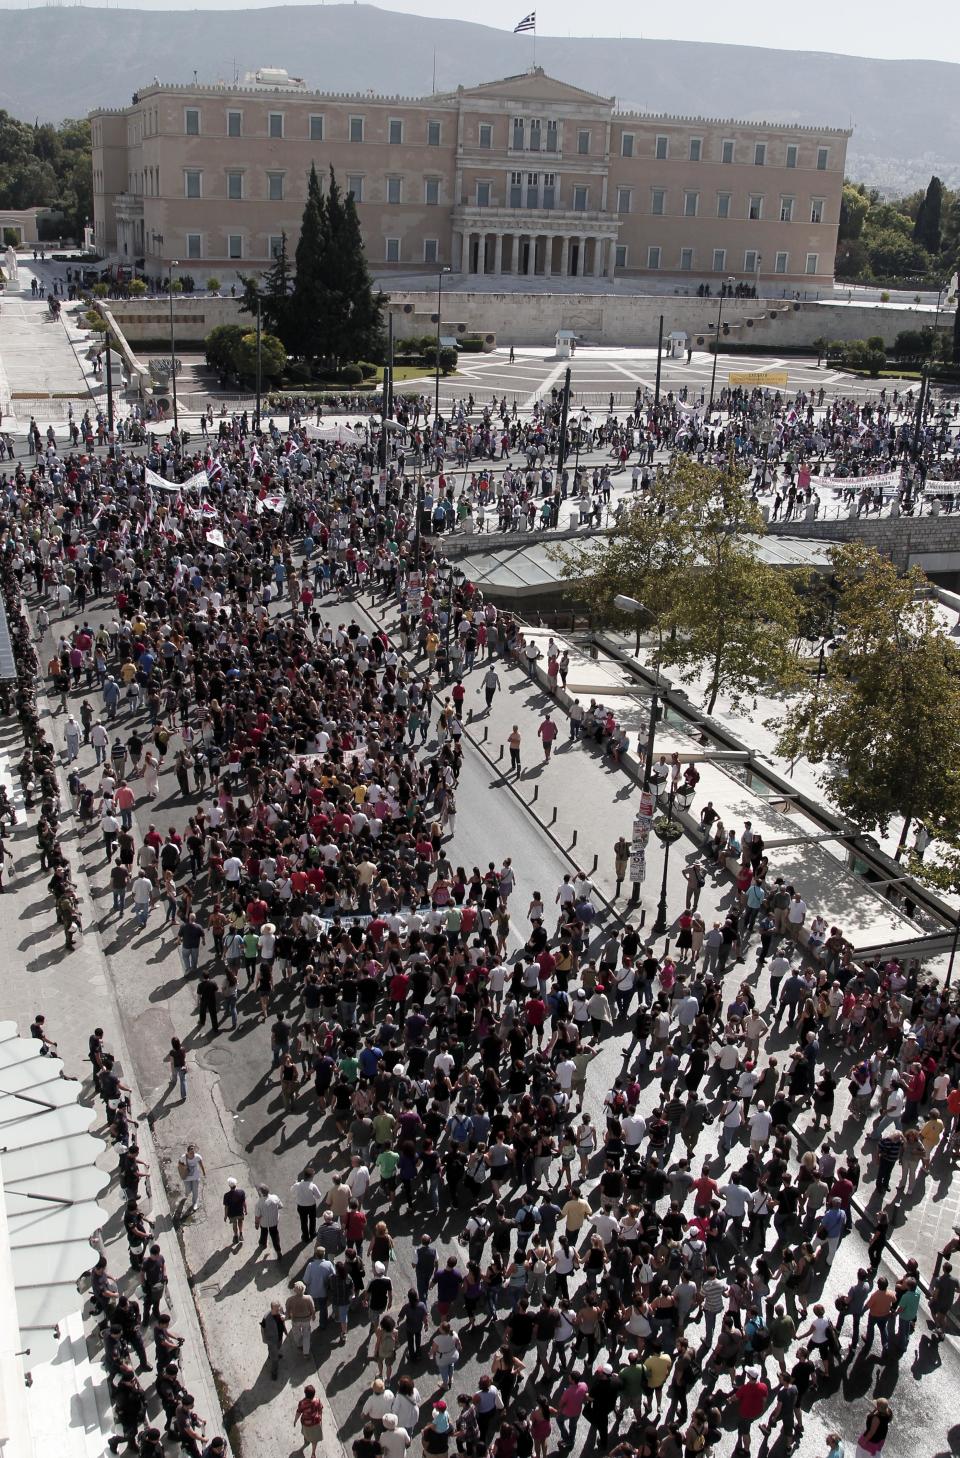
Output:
(1, 3), (957, 191)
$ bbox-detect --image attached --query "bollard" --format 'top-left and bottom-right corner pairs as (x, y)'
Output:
(591, 854), (598, 874)
(550, 805), (558, 826)
(639, 908), (646, 928)
(530, 785), (539, 803)
(497, 745), (504, 762)
(570, 830), (578, 848)
(482, 727), (489, 743)
(630, 882), (641, 906)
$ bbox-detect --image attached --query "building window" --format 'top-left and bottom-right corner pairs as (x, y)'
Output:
(754, 142), (766, 165)
(269, 235), (284, 258)
(810, 197), (824, 223)
(545, 120), (558, 152)
(349, 115), (364, 143)
(387, 176), (402, 204)
(805, 252), (819, 274)
(268, 112), (283, 139)
(651, 188), (666, 216)
(573, 185), (588, 212)
(577, 128), (590, 155)
(748, 194), (763, 220)
(509, 171), (522, 207)
(185, 108), (199, 136)
(267, 172), (284, 201)
(617, 187), (632, 214)
(529, 119), (541, 151)
(717, 192), (731, 219)
(684, 190), (699, 217)
(346, 174), (363, 201)
(428, 120), (442, 147)
(227, 110), (242, 138)
(479, 123), (492, 148)
(388, 118), (403, 145)
(385, 238), (400, 263)
(774, 251), (789, 273)
(476, 180), (491, 207)
(647, 246), (661, 269)
(680, 248), (694, 271)
(621, 132), (634, 157)
(527, 172), (540, 207)
(655, 134), (668, 160)
(184, 169), (202, 199)
(309, 114), (324, 142)
(721, 139), (734, 164)
(744, 249), (759, 273)
(512, 116), (524, 149)
(542, 173), (556, 208)
(817, 146), (829, 170)
(226, 171), (243, 201)
(425, 177), (440, 205)
(786, 143), (797, 169)
(615, 244), (628, 269)
(689, 137), (702, 162)
(186, 232), (202, 260)
(424, 238), (438, 264)
(780, 196), (794, 222)
(712, 248), (726, 272)
(228, 234), (242, 259)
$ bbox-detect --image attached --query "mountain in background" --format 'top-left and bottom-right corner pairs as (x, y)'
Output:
(1, 3), (956, 191)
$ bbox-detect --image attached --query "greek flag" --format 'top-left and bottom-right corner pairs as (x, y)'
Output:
(514, 11), (536, 32)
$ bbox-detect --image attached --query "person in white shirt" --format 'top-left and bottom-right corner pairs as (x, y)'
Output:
(347, 1157), (370, 1204)
(291, 1171), (323, 1242)
(749, 1103), (773, 1152)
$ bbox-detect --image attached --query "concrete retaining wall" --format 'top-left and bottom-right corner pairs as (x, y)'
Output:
(767, 514), (960, 574)
(108, 294), (244, 343)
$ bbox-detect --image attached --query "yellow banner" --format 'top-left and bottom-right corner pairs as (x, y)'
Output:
(728, 369), (789, 387)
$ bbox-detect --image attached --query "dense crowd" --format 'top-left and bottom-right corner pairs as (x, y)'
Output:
(2, 384), (959, 1458)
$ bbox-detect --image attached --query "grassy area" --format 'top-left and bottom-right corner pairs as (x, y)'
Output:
(380, 363), (434, 382)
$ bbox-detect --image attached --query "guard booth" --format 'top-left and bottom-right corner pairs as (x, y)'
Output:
(555, 329), (578, 359)
(667, 330), (688, 359)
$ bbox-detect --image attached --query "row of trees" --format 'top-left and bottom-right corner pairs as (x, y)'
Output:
(555, 459), (960, 877)
(239, 165), (383, 369)
(838, 174), (960, 282)
(0, 110), (91, 240)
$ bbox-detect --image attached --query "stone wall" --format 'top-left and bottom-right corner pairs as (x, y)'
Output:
(108, 294), (244, 343)
(767, 513), (960, 574)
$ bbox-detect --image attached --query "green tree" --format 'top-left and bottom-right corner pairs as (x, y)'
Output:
(236, 329), (287, 381)
(288, 162), (329, 360)
(913, 174), (944, 254)
(204, 323), (247, 376)
(866, 229), (930, 278)
(839, 183), (870, 241)
(776, 542), (960, 853)
(318, 168), (384, 366)
(656, 460), (802, 714)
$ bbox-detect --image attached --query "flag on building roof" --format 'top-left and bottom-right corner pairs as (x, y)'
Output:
(514, 11), (536, 32)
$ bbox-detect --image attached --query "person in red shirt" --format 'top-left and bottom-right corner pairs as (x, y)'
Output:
(246, 897), (268, 928)
(728, 1367), (768, 1449)
(524, 995), (548, 1046)
(691, 1167), (719, 1217)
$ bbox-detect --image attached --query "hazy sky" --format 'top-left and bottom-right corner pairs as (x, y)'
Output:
(9, 0), (960, 63)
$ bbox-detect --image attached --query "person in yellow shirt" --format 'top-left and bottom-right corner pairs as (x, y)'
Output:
(641, 1342), (673, 1413)
(920, 1112), (945, 1168)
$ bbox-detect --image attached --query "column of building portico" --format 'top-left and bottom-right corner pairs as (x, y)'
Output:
(560, 237), (570, 279)
(493, 234), (503, 275)
(592, 238), (604, 277)
(577, 237), (589, 278)
(542, 236), (552, 279)
(606, 238), (617, 281)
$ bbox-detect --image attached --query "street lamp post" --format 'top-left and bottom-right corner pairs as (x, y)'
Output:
(254, 291), (262, 435)
(433, 265), (452, 462)
(911, 281), (947, 464)
(168, 259), (179, 431)
(652, 780), (692, 937)
(708, 276), (736, 417)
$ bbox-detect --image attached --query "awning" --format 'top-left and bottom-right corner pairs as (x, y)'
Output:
(0, 1023), (109, 1370)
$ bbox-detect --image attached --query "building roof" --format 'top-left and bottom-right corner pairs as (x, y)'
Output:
(451, 68), (613, 107)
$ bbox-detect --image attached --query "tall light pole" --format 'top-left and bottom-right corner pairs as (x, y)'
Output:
(433, 265), (452, 462)
(614, 594), (661, 785)
(912, 280), (946, 465)
(167, 259), (179, 431)
(254, 291), (262, 435)
(708, 276), (735, 417)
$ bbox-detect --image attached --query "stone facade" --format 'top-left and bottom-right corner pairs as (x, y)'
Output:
(90, 67), (848, 289)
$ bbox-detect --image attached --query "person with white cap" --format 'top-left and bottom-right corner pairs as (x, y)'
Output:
(222, 1178), (247, 1245)
(367, 1259), (394, 1333)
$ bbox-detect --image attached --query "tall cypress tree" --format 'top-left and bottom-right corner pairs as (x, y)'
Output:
(913, 175), (944, 255)
(320, 166), (384, 367)
(260, 232), (294, 345)
(289, 163), (330, 360)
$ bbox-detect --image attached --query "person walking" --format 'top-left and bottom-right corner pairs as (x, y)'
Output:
(508, 725), (522, 775)
(260, 1301), (287, 1380)
(222, 1178), (247, 1244)
(255, 1184), (284, 1258)
(179, 1144), (205, 1211)
(855, 1397), (893, 1458)
(165, 1038), (188, 1101)
(538, 714), (558, 761)
(286, 1281), (316, 1355)
(294, 1385), (324, 1458)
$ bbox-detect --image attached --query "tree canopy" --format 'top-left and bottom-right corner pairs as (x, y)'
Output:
(776, 542), (960, 850)
(0, 111), (91, 239)
(553, 455), (803, 714)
